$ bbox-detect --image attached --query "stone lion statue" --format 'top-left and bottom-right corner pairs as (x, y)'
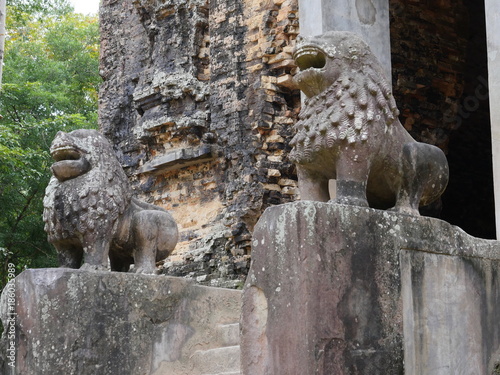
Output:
(290, 31), (449, 215)
(43, 129), (178, 273)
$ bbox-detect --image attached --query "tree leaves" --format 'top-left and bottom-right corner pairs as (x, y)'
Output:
(0, 2), (99, 287)
(6, 0), (73, 26)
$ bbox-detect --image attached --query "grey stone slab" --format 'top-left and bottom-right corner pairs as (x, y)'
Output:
(138, 145), (214, 174)
(0, 269), (241, 375)
(241, 201), (500, 374)
(401, 250), (500, 375)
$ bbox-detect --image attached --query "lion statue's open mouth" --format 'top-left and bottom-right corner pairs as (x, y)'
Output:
(50, 133), (90, 182)
(51, 145), (81, 161)
(294, 46), (327, 70)
(293, 44), (330, 98)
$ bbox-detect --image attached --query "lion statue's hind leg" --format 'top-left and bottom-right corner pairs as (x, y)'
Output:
(296, 166), (331, 202)
(394, 142), (449, 215)
(80, 235), (113, 272)
(131, 209), (178, 274)
(333, 147), (372, 208)
(55, 240), (84, 269)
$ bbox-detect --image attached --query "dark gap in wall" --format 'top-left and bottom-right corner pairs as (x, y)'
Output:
(390, 0), (494, 238)
(440, 0), (495, 239)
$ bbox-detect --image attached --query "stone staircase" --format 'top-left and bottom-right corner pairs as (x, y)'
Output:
(195, 322), (241, 375)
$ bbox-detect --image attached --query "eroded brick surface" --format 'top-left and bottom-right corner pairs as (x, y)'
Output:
(99, 0), (300, 287)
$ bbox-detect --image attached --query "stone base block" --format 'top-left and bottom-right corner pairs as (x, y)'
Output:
(241, 201), (500, 374)
(0, 269), (241, 375)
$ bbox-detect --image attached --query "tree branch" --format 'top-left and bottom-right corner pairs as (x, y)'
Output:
(5, 187), (40, 253)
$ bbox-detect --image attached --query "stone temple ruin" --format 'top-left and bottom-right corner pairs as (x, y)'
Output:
(2, 0), (500, 374)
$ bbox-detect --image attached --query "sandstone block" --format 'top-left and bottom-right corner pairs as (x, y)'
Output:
(241, 201), (500, 374)
(0, 269), (241, 375)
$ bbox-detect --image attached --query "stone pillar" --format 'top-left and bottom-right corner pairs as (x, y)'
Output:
(485, 1), (500, 237)
(298, 0), (323, 36)
(241, 202), (500, 374)
(298, 0), (391, 80)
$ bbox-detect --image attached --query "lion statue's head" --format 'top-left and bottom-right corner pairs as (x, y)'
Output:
(290, 31), (400, 162)
(43, 129), (132, 243)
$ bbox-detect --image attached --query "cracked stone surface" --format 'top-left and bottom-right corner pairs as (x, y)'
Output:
(241, 201), (500, 374)
(0, 269), (241, 375)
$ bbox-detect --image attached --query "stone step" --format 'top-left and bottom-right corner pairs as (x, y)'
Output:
(216, 323), (240, 347)
(201, 372), (240, 375)
(192, 345), (241, 374)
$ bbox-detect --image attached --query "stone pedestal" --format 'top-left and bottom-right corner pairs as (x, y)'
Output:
(0, 269), (242, 375)
(241, 201), (500, 374)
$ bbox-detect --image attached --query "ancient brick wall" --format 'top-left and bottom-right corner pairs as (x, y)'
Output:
(389, 0), (468, 150)
(99, 0), (300, 287)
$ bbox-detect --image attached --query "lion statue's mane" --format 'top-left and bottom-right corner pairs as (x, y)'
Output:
(290, 42), (399, 160)
(43, 130), (131, 243)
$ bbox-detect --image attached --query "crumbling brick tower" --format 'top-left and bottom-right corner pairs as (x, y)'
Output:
(99, 0), (301, 287)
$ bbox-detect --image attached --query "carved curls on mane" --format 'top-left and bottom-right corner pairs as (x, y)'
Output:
(290, 58), (400, 164)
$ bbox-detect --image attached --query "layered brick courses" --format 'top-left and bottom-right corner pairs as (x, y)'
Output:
(99, 0), (300, 287)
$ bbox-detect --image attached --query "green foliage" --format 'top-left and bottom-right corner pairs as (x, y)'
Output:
(6, 0), (73, 25)
(0, 1), (100, 288)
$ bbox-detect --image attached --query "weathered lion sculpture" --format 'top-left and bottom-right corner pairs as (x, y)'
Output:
(43, 129), (178, 273)
(290, 31), (449, 215)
